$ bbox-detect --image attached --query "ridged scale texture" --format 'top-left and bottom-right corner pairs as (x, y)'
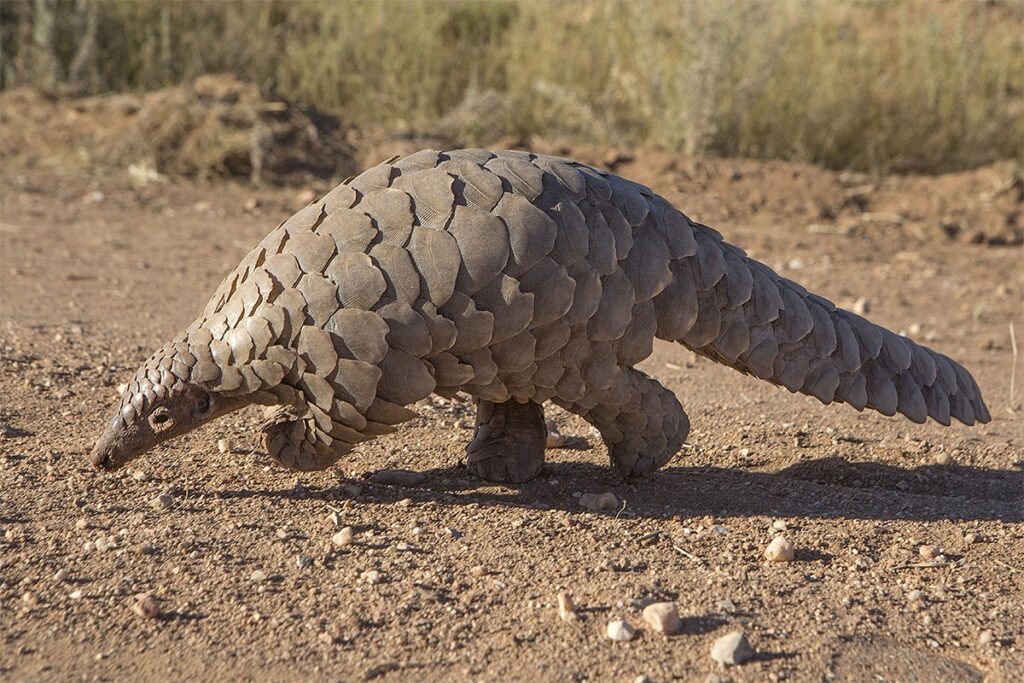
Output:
(115, 149), (990, 473)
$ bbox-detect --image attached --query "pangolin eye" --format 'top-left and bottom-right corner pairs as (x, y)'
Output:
(152, 413), (170, 425)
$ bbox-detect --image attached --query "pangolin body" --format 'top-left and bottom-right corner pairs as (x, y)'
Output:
(92, 149), (990, 480)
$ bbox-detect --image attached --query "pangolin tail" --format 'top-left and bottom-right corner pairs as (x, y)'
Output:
(652, 222), (990, 426)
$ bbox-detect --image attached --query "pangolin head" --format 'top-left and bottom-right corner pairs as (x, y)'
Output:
(90, 332), (248, 471)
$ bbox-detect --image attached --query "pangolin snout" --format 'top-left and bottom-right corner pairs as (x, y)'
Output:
(90, 438), (120, 471)
(90, 419), (128, 471)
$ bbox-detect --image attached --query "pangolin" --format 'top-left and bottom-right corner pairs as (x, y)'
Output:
(91, 149), (990, 483)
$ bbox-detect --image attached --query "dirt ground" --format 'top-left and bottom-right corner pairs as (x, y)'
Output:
(1, 142), (1022, 682)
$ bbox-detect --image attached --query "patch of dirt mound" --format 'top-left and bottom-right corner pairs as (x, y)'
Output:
(0, 75), (358, 185)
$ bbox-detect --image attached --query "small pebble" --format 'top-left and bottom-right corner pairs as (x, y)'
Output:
(331, 527), (353, 547)
(217, 438), (233, 454)
(74, 518), (89, 530)
(546, 431), (568, 449)
(249, 570), (268, 583)
(132, 593), (161, 619)
(396, 542), (412, 552)
(557, 591), (577, 622)
(53, 568), (69, 582)
(710, 630), (755, 666)
(907, 589), (924, 604)
(579, 492), (619, 511)
(852, 297), (870, 315)
(964, 532), (979, 545)
(717, 599), (736, 612)
(361, 569), (382, 585)
(149, 493), (174, 511)
(131, 470), (149, 482)
(642, 602), (681, 635)
(545, 420), (569, 448)
(772, 520), (788, 531)
(94, 536), (116, 552)
(296, 554), (313, 568)
(368, 469), (426, 486)
(978, 630), (995, 646)
(69, 589), (83, 600)
(764, 536), (795, 562)
(934, 452), (952, 466)
(606, 619), (636, 642)
(469, 565), (487, 577)
(919, 545), (941, 560)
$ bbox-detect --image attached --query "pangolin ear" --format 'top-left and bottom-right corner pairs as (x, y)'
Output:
(191, 388), (213, 418)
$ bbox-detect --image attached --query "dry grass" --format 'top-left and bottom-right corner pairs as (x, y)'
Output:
(2, 0), (1021, 173)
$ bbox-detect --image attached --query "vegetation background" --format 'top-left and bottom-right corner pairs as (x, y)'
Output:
(1, 0), (1021, 174)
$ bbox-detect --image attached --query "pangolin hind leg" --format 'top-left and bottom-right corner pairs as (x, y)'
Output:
(556, 367), (689, 478)
(466, 399), (547, 483)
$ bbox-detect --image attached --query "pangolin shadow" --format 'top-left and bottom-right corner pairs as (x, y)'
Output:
(214, 455), (1023, 523)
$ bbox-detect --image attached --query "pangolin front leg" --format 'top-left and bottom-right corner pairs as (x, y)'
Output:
(261, 404), (337, 470)
(466, 399), (546, 483)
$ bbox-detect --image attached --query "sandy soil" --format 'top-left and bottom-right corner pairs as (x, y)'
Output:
(1, 147), (1021, 682)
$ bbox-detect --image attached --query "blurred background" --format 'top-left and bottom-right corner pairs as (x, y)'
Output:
(1, 0), (1021, 186)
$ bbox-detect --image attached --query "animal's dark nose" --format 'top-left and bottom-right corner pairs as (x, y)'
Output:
(90, 426), (121, 471)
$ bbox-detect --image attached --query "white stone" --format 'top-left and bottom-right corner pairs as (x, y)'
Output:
(642, 602), (681, 635)
(765, 535), (795, 562)
(331, 527), (353, 547)
(710, 630), (754, 665)
(557, 591), (577, 622)
(606, 619), (636, 642)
